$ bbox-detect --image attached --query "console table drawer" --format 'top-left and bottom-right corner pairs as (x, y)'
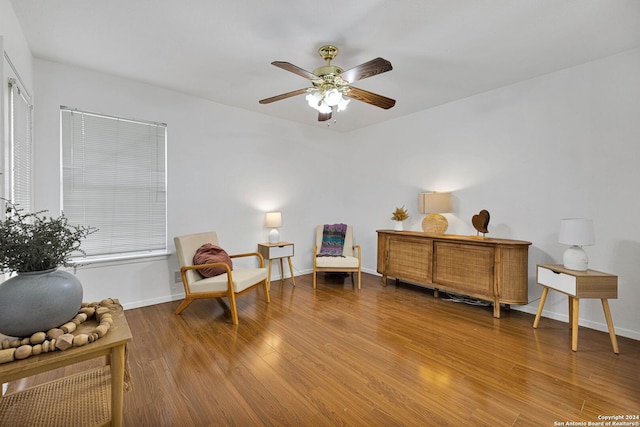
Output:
(537, 266), (576, 295)
(537, 264), (617, 299)
(258, 242), (294, 259)
(268, 244), (294, 258)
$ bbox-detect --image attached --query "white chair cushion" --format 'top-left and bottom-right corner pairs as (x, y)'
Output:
(189, 268), (267, 293)
(315, 256), (359, 269)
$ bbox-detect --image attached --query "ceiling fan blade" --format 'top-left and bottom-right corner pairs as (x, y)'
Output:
(318, 111), (332, 122)
(340, 58), (393, 84)
(259, 88), (308, 104)
(346, 87), (396, 109)
(272, 61), (318, 80)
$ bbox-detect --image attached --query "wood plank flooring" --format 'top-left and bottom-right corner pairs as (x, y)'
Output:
(6, 272), (640, 426)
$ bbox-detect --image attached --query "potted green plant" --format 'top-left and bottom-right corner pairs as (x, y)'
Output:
(0, 200), (96, 337)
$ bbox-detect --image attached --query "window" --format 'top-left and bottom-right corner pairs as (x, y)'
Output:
(8, 77), (33, 212)
(61, 107), (167, 261)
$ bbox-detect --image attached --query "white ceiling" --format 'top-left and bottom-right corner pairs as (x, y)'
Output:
(9, 0), (640, 132)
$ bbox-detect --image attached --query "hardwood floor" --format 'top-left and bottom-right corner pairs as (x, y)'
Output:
(7, 272), (640, 426)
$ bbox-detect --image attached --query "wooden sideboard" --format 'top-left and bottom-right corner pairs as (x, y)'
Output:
(377, 230), (531, 318)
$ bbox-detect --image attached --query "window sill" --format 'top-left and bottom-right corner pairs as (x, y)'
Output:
(70, 251), (170, 269)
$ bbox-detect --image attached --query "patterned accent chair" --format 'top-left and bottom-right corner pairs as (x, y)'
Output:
(313, 225), (361, 289)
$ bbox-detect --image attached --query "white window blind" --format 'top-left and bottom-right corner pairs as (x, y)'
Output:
(61, 108), (167, 259)
(9, 78), (33, 212)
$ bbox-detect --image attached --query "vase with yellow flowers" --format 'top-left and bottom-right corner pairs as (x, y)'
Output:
(391, 206), (409, 231)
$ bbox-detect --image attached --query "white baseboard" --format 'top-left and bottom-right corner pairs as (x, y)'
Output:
(514, 304), (640, 341)
(121, 294), (184, 310)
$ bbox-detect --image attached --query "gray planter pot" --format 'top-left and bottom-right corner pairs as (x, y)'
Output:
(0, 269), (83, 338)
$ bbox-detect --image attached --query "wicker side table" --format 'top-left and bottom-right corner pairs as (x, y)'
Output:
(0, 307), (132, 427)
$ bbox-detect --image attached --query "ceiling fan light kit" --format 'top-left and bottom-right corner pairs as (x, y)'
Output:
(259, 45), (395, 122)
(305, 86), (350, 114)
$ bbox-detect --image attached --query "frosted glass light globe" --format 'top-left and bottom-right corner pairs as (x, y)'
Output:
(324, 88), (342, 107)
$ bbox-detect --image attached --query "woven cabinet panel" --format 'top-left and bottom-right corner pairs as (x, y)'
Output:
(495, 246), (529, 303)
(433, 242), (494, 296)
(387, 236), (433, 284)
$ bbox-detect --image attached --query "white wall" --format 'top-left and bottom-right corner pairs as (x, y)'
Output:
(1, 0), (34, 201)
(32, 59), (352, 308)
(0, 0), (33, 88)
(347, 48), (640, 340)
(16, 18), (640, 340)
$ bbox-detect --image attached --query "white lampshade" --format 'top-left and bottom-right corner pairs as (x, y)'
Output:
(265, 212), (282, 228)
(559, 218), (594, 246)
(266, 212), (282, 244)
(306, 91), (322, 108)
(418, 192), (452, 214)
(336, 97), (350, 112)
(317, 101), (332, 114)
(559, 218), (594, 271)
(324, 88), (343, 106)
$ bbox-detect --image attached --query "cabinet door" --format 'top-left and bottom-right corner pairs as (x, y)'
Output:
(433, 242), (494, 297)
(386, 236), (433, 284)
(496, 246), (529, 304)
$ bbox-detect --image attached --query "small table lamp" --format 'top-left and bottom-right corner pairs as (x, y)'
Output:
(558, 218), (594, 271)
(266, 212), (282, 244)
(419, 192), (452, 234)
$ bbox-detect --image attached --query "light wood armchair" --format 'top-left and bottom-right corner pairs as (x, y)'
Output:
(313, 225), (361, 289)
(174, 231), (270, 325)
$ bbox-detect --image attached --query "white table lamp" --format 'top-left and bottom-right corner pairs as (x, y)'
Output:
(266, 212), (282, 244)
(558, 218), (594, 271)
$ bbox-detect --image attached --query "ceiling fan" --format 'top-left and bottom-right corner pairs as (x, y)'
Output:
(259, 45), (395, 122)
